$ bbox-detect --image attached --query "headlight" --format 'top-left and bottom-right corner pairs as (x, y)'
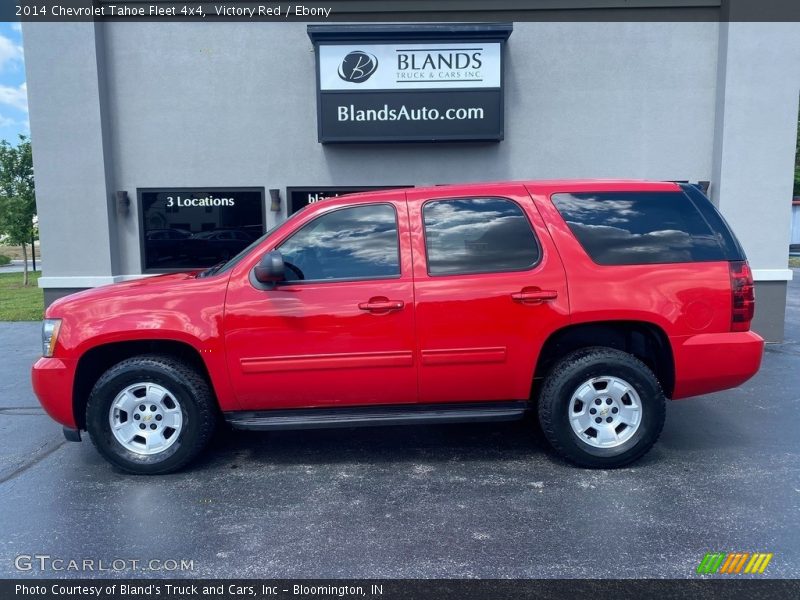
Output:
(42, 319), (62, 357)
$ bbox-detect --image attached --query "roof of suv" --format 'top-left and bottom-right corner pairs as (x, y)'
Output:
(337, 180), (682, 203)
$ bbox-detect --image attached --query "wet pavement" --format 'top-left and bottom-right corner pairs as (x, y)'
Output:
(1, 273), (798, 578)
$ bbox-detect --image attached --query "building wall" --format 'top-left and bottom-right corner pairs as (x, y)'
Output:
(101, 21), (719, 279)
(23, 20), (800, 340)
(710, 22), (800, 340)
(22, 23), (119, 284)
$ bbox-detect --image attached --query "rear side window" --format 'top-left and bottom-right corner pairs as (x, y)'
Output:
(423, 198), (540, 275)
(551, 192), (726, 265)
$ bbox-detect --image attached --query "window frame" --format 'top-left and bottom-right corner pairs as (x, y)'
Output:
(421, 196), (543, 277)
(272, 202), (403, 286)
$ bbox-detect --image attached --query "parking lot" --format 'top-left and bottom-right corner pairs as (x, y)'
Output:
(1, 272), (798, 579)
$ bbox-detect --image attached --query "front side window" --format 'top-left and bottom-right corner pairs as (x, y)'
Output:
(423, 198), (540, 275)
(278, 204), (400, 282)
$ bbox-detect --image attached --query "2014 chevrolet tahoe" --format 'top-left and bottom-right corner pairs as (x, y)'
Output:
(31, 181), (764, 474)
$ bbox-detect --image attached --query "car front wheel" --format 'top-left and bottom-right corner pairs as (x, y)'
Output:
(86, 355), (217, 474)
(538, 347), (666, 468)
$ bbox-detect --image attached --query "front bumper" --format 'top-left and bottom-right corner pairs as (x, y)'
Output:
(671, 330), (764, 399)
(31, 357), (78, 429)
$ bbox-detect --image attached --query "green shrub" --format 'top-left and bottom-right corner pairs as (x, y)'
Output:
(0, 255), (11, 266)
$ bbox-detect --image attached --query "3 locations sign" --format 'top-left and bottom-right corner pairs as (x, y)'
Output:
(308, 24), (512, 143)
(138, 188), (265, 272)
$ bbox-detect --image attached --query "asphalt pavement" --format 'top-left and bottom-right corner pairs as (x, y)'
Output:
(0, 273), (798, 578)
(0, 260), (41, 275)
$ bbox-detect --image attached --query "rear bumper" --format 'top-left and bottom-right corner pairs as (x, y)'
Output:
(672, 330), (764, 399)
(31, 357), (78, 429)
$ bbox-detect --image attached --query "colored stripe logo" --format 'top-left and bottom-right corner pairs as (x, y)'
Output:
(697, 552), (773, 574)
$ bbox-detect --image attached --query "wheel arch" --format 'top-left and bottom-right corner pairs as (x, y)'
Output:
(72, 339), (215, 430)
(533, 320), (675, 399)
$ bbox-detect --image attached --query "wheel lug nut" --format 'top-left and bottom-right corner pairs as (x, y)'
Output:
(594, 399), (601, 405)
(134, 414), (140, 420)
(139, 423), (146, 430)
(139, 405), (145, 411)
(150, 405), (157, 412)
(605, 398), (612, 405)
(590, 408), (596, 415)
(612, 407), (618, 414)
(150, 424), (157, 430)
(155, 414), (162, 421)
(595, 417), (602, 424)
(606, 417), (613, 423)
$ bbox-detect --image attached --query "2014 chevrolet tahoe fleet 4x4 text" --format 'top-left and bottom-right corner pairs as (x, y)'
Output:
(31, 181), (764, 474)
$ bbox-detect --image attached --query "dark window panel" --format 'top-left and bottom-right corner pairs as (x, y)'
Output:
(278, 204), (400, 282)
(423, 198), (540, 275)
(140, 189), (265, 271)
(551, 191), (726, 266)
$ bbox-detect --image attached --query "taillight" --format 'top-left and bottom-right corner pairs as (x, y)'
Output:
(730, 260), (754, 332)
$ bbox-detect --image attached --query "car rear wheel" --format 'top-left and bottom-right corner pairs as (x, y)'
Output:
(86, 355), (217, 474)
(538, 347), (666, 468)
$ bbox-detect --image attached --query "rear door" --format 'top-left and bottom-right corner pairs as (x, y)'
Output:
(407, 184), (570, 404)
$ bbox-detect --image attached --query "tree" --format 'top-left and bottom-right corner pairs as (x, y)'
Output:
(0, 135), (37, 286)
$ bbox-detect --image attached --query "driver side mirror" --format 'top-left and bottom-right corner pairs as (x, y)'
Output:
(253, 250), (286, 286)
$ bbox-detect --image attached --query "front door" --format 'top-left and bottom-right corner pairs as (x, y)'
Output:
(223, 198), (417, 410)
(407, 184), (570, 404)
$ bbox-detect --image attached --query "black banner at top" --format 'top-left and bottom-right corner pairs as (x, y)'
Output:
(6, 1), (800, 22)
(0, 0), (800, 22)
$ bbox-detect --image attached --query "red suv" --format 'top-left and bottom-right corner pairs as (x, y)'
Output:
(32, 181), (763, 474)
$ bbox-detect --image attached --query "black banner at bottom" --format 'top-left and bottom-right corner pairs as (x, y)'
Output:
(5, 579), (800, 600)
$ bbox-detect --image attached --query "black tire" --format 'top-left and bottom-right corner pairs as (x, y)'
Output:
(538, 347), (665, 468)
(86, 354), (217, 475)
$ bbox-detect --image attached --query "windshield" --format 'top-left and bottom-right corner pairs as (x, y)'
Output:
(200, 205), (311, 278)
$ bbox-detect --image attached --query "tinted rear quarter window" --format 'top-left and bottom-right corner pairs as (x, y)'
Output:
(680, 183), (746, 261)
(551, 191), (726, 265)
(423, 198), (540, 275)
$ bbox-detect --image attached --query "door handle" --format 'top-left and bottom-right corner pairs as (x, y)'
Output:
(511, 288), (558, 304)
(358, 298), (405, 313)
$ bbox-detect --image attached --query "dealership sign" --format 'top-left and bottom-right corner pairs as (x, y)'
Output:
(308, 24), (512, 143)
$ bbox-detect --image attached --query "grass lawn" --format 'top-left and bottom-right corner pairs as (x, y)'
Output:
(0, 271), (44, 321)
